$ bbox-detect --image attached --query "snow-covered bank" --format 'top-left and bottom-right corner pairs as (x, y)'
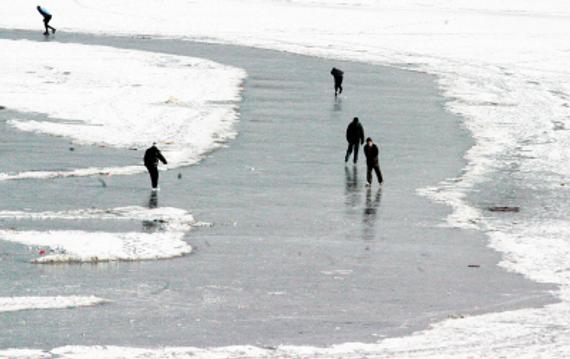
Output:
(2, 0), (570, 355)
(0, 296), (108, 313)
(0, 39), (245, 177)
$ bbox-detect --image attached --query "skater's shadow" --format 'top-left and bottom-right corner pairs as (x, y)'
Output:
(143, 191), (160, 232)
(148, 191), (158, 209)
(333, 97), (343, 112)
(362, 187), (382, 241)
(344, 166), (360, 209)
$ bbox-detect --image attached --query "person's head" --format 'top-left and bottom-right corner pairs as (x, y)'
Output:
(353, 117), (359, 123)
(366, 137), (373, 145)
(152, 142), (157, 147)
(37, 5), (41, 9)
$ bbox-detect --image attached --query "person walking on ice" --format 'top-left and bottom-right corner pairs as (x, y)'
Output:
(36, 5), (56, 35)
(330, 67), (344, 97)
(345, 117), (364, 164)
(144, 143), (167, 190)
(363, 137), (383, 186)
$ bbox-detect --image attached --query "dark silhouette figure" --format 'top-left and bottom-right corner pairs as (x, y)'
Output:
(331, 67), (344, 96)
(144, 143), (167, 190)
(37, 6), (56, 35)
(345, 117), (364, 164)
(363, 137), (383, 185)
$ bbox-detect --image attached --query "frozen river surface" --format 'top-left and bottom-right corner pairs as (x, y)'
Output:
(0, 31), (553, 348)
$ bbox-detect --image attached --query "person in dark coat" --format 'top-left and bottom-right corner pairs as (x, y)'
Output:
(144, 143), (167, 190)
(363, 137), (383, 185)
(330, 67), (344, 96)
(345, 117), (364, 164)
(37, 6), (56, 35)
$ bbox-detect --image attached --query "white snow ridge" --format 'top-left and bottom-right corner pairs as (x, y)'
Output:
(0, 230), (191, 263)
(0, 206), (196, 232)
(0, 206), (196, 263)
(0, 296), (108, 313)
(0, 39), (246, 179)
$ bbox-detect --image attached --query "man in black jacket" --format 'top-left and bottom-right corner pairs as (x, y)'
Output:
(345, 117), (364, 164)
(363, 137), (383, 185)
(144, 143), (167, 190)
(330, 67), (344, 96)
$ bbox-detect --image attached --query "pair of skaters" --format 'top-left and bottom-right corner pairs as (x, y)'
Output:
(345, 117), (383, 186)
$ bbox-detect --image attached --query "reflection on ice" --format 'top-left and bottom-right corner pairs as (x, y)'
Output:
(363, 188), (382, 241)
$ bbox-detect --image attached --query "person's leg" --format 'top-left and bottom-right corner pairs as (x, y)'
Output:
(374, 164), (383, 183)
(147, 165), (158, 188)
(46, 15), (55, 33)
(353, 143), (359, 163)
(43, 15), (55, 33)
(152, 167), (159, 188)
(339, 79), (343, 94)
(345, 142), (353, 162)
(43, 18), (49, 35)
(366, 165), (372, 184)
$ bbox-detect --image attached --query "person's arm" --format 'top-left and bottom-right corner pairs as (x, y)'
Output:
(346, 125), (351, 142)
(359, 126), (364, 144)
(157, 151), (168, 165)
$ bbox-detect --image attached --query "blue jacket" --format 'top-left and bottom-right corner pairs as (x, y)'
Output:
(37, 6), (51, 17)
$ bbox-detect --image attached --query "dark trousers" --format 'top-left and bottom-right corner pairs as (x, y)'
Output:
(345, 142), (359, 163)
(334, 79), (343, 95)
(43, 15), (55, 33)
(146, 165), (159, 189)
(367, 161), (383, 184)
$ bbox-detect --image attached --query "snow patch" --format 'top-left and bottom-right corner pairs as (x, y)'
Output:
(0, 296), (108, 313)
(0, 206), (196, 232)
(0, 39), (245, 179)
(0, 230), (191, 263)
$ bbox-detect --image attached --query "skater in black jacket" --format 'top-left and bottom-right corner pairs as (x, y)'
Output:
(330, 67), (344, 96)
(363, 137), (383, 185)
(345, 117), (364, 164)
(144, 143), (167, 190)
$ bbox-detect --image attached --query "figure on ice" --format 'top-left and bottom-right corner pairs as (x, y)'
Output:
(363, 137), (383, 186)
(144, 143), (168, 190)
(345, 117), (365, 164)
(330, 67), (344, 96)
(37, 5), (56, 35)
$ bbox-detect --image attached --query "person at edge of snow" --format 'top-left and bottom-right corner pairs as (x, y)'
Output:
(37, 5), (56, 35)
(144, 143), (168, 190)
